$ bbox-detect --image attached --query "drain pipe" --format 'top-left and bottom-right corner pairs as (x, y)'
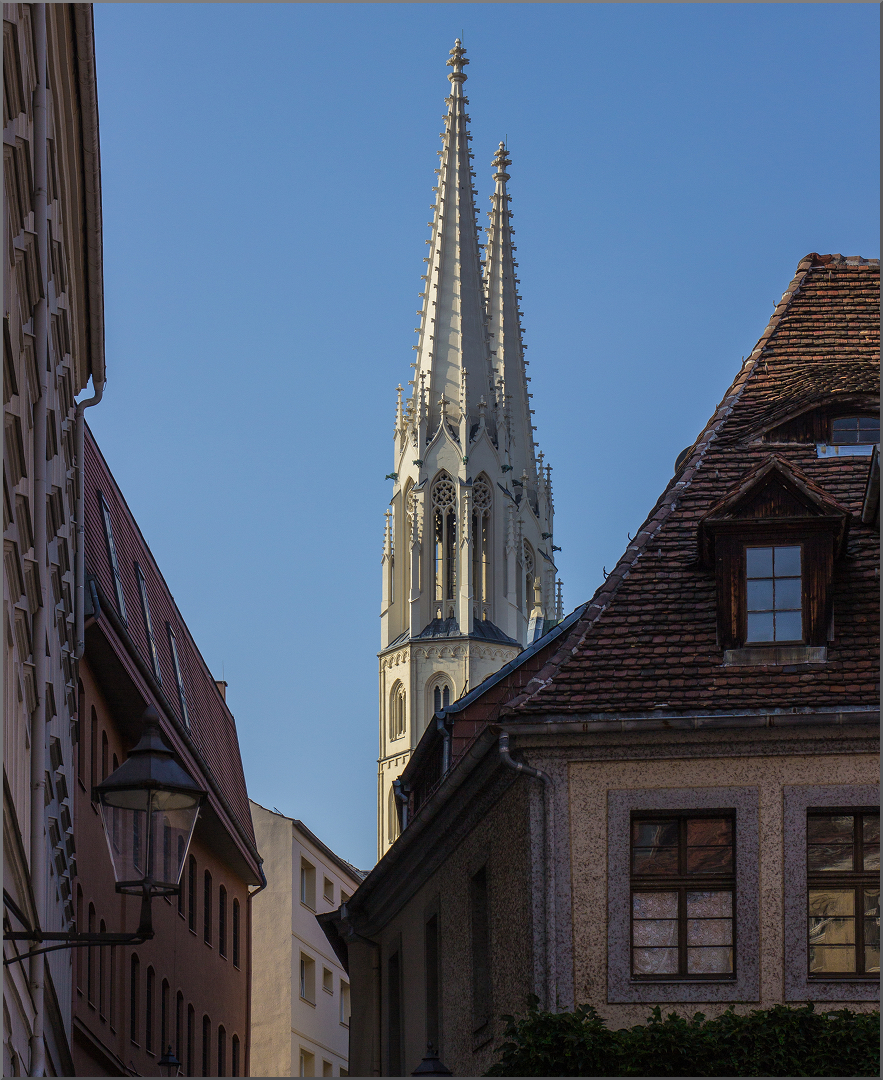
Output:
(498, 731), (557, 1010)
(29, 7), (48, 1073)
(73, 377), (104, 660)
(244, 863), (267, 1079)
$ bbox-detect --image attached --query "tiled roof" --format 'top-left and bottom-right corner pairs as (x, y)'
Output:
(502, 254), (879, 717)
(84, 427), (257, 852)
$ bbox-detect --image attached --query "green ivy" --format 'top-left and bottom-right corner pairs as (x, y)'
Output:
(484, 997), (880, 1077)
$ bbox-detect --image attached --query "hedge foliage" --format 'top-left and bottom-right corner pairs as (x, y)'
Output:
(484, 997), (880, 1077)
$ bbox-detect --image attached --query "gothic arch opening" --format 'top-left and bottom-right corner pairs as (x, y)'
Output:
(522, 539), (535, 615)
(389, 680), (406, 741)
(472, 475), (492, 621)
(431, 472), (457, 619)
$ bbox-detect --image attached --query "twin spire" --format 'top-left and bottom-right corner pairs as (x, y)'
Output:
(409, 40), (535, 471)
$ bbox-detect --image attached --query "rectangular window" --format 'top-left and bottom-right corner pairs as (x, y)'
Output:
(300, 953), (316, 1003)
(387, 951), (402, 1077)
(232, 899), (241, 968)
(166, 623), (190, 729)
(323, 876), (334, 904)
(188, 855), (196, 932)
(299, 1049), (315, 1077)
(470, 868), (492, 1030)
(301, 858), (316, 909)
(135, 562), (162, 683)
(807, 811), (879, 978)
(745, 545), (802, 643)
(99, 490), (127, 622)
(323, 967), (334, 994)
(425, 914), (440, 1053)
(322, 1062), (333, 1077)
(630, 813), (736, 979)
(339, 981), (350, 1026)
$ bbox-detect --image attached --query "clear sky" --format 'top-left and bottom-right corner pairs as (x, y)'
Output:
(89, 3), (879, 870)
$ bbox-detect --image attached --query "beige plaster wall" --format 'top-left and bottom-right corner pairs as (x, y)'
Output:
(375, 777), (534, 1077)
(568, 752), (880, 1028)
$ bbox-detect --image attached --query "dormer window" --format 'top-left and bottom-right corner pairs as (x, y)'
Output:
(745, 546), (802, 644)
(817, 416), (879, 457)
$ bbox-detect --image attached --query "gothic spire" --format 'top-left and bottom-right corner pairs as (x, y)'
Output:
(411, 40), (495, 437)
(484, 142), (537, 486)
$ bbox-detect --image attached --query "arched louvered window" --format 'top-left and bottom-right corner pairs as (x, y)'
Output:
(472, 477), (492, 619)
(387, 786), (400, 845)
(432, 474), (457, 618)
(389, 681), (406, 740)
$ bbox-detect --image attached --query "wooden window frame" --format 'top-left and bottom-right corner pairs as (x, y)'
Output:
(629, 810), (737, 982)
(807, 809), (880, 982)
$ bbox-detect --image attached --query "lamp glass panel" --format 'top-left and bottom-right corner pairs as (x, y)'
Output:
(98, 788), (200, 888)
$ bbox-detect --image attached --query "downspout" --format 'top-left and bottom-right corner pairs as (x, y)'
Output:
(73, 383), (104, 660)
(339, 905), (382, 1078)
(498, 731), (557, 1011)
(244, 864), (267, 1079)
(29, 8), (48, 1073)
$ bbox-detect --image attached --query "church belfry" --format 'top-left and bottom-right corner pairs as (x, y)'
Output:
(377, 41), (562, 857)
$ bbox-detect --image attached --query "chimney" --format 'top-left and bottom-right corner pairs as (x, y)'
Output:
(215, 680), (227, 701)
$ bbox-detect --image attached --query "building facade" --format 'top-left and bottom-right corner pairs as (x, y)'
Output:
(378, 41), (562, 859)
(329, 253), (880, 1076)
(250, 803), (364, 1078)
(4, 5), (104, 1074)
(72, 427), (264, 1076)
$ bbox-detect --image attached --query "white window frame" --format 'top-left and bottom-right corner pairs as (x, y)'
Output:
(135, 562), (162, 683)
(99, 490), (127, 623)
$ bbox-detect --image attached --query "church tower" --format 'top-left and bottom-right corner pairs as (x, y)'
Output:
(377, 42), (562, 857)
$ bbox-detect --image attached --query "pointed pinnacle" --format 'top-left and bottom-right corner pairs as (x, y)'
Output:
(492, 141), (511, 179)
(447, 39), (468, 83)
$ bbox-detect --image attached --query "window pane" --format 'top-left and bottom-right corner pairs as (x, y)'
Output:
(687, 820), (732, 846)
(864, 845), (881, 872)
(746, 613), (774, 642)
(808, 917), (856, 946)
(808, 815), (855, 844)
(632, 847), (678, 874)
(687, 891), (732, 918)
(809, 889), (855, 917)
(687, 846), (733, 873)
(858, 417), (879, 432)
(746, 579), (773, 611)
(809, 946), (856, 973)
(864, 891), (880, 955)
(632, 948), (678, 975)
(864, 947), (880, 973)
(774, 577), (802, 611)
(863, 815), (880, 844)
(633, 920), (678, 947)
(746, 547), (773, 578)
(774, 609), (802, 642)
(773, 546), (801, 577)
(687, 919), (732, 946)
(807, 845), (855, 872)
(687, 947), (733, 974)
(632, 892), (678, 919)
(632, 820), (679, 847)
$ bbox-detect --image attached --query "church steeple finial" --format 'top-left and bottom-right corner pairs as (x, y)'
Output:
(447, 38), (469, 82)
(484, 141), (537, 488)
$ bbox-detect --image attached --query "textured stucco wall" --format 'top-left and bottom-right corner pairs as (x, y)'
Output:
(568, 752), (879, 1028)
(376, 777), (535, 1077)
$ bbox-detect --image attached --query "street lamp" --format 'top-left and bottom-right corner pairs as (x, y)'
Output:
(158, 1044), (182, 1076)
(3, 706), (205, 965)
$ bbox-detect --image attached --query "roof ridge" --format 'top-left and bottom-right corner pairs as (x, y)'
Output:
(502, 254), (816, 715)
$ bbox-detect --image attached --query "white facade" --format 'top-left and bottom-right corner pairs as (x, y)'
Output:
(250, 801), (363, 1077)
(377, 42), (562, 857)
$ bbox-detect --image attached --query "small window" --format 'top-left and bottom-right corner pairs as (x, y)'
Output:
(145, 966), (155, 1053)
(832, 417), (879, 445)
(301, 858), (316, 909)
(433, 682), (451, 715)
(219, 886), (227, 957)
(166, 623), (190, 729)
(300, 953), (316, 1003)
(204, 870), (213, 945)
(630, 814), (736, 979)
(99, 490), (127, 622)
(299, 1049), (315, 1077)
(175, 992), (184, 1063)
(231, 1034), (240, 1077)
(340, 890), (351, 907)
(217, 1025), (227, 1077)
(202, 1015), (211, 1077)
(745, 545), (802, 643)
(232, 899), (241, 968)
(389, 681), (406, 740)
(161, 980), (170, 1060)
(135, 562), (162, 683)
(322, 967), (334, 994)
(188, 856), (197, 932)
(322, 1062), (333, 1077)
(807, 811), (879, 978)
(339, 981), (350, 1026)
(187, 1004), (194, 1077)
(323, 877), (334, 904)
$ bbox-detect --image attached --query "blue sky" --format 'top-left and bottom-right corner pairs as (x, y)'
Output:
(90, 3), (879, 870)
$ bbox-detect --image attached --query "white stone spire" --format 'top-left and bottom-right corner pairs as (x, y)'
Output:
(484, 142), (537, 491)
(411, 39), (496, 437)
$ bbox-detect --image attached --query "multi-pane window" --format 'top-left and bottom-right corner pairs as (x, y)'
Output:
(135, 562), (162, 683)
(831, 417), (879, 445)
(432, 474), (457, 618)
(630, 814), (735, 978)
(807, 811), (880, 978)
(389, 682), (406, 740)
(433, 682), (451, 715)
(99, 490), (127, 623)
(166, 623), (190, 729)
(745, 545), (802, 643)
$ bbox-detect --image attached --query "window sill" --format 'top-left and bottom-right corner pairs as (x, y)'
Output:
(300, 996), (316, 1008)
(723, 645), (826, 667)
